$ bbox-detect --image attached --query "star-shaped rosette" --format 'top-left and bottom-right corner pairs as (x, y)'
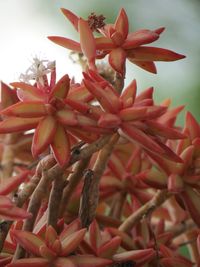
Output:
(76, 74), (186, 164)
(48, 8), (185, 76)
(0, 74), (99, 166)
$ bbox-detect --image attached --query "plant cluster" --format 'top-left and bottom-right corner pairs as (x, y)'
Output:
(0, 7), (199, 267)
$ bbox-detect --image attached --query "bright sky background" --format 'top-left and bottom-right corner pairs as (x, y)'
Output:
(0, 0), (200, 122)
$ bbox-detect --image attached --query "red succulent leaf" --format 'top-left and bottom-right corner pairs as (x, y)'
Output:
(10, 230), (45, 256)
(61, 228), (86, 256)
(0, 171), (30, 195)
(0, 117), (40, 134)
(6, 258), (50, 267)
(1, 101), (47, 118)
(51, 125), (70, 166)
(114, 8), (129, 41)
(11, 82), (44, 102)
(61, 8), (79, 31)
(48, 36), (82, 52)
(99, 236), (121, 258)
(108, 47), (126, 75)
(50, 74), (70, 100)
(69, 255), (113, 267)
(129, 60), (157, 73)
(160, 257), (193, 267)
(0, 81), (18, 109)
(78, 18), (96, 70)
(0, 196), (14, 209)
(32, 116), (57, 157)
(120, 79), (137, 108)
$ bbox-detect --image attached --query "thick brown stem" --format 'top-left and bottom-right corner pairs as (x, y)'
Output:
(119, 190), (172, 233)
(59, 157), (90, 217)
(79, 133), (119, 227)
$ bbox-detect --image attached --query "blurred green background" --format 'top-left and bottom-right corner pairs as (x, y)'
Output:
(0, 0), (200, 125)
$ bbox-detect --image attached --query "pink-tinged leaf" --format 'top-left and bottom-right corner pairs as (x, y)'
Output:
(68, 85), (93, 102)
(77, 114), (97, 128)
(168, 174), (184, 193)
(120, 79), (137, 108)
(179, 145), (194, 174)
(0, 171), (30, 195)
(108, 47), (126, 76)
(107, 228), (134, 250)
(50, 74), (70, 100)
(100, 175), (122, 190)
(113, 248), (155, 263)
(0, 256), (12, 266)
(39, 245), (57, 261)
(10, 230), (44, 256)
(61, 228), (86, 256)
(0, 205), (32, 220)
(128, 59), (157, 73)
(119, 106), (148, 121)
(0, 81), (18, 109)
(160, 257), (193, 267)
(6, 258), (49, 267)
(11, 82), (44, 102)
(140, 168), (168, 189)
(60, 219), (81, 241)
(32, 116), (57, 157)
(123, 29), (159, 49)
(1, 102), (47, 118)
(185, 111), (200, 140)
(69, 255), (112, 267)
(146, 120), (187, 139)
(61, 8), (79, 31)
(56, 108), (77, 126)
(78, 18), (96, 69)
(51, 125), (70, 166)
(0, 117), (39, 133)
(135, 87), (154, 102)
(121, 123), (164, 154)
(98, 113), (121, 128)
(180, 186), (200, 227)
(95, 37), (116, 50)
(45, 225), (58, 247)
(99, 236), (121, 258)
(108, 153), (126, 179)
(127, 46), (186, 62)
(158, 105), (184, 125)
(48, 36), (81, 52)
(114, 8), (129, 41)
(89, 220), (101, 251)
(144, 105), (167, 120)
(54, 257), (76, 267)
(0, 196), (13, 208)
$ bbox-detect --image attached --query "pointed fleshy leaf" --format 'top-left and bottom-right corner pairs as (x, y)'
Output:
(0, 81), (18, 109)
(54, 257), (76, 267)
(60, 219), (81, 241)
(146, 120), (187, 139)
(61, 8), (79, 31)
(99, 236), (121, 258)
(10, 230), (45, 256)
(95, 37), (116, 50)
(51, 125), (70, 166)
(185, 111), (200, 140)
(89, 220), (101, 251)
(108, 47), (126, 75)
(83, 79), (120, 113)
(128, 59), (157, 73)
(68, 84), (93, 102)
(0, 171), (30, 195)
(168, 174), (184, 193)
(98, 113), (121, 128)
(140, 167), (168, 189)
(180, 186), (200, 227)
(120, 79), (137, 108)
(114, 8), (129, 41)
(50, 74), (70, 99)
(123, 29), (159, 49)
(69, 255), (112, 267)
(113, 248), (155, 263)
(56, 108), (77, 126)
(121, 123), (164, 154)
(39, 244), (56, 261)
(32, 116), (57, 157)
(48, 36), (81, 52)
(0, 205), (32, 221)
(107, 228), (134, 250)
(78, 18), (96, 69)
(11, 82), (44, 102)
(1, 102), (47, 118)
(0, 117), (39, 133)
(6, 258), (49, 267)
(119, 106), (148, 121)
(61, 228), (86, 256)
(127, 46), (186, 62)
(45, 225), (58, 247)
(135, 87), (154, 102)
